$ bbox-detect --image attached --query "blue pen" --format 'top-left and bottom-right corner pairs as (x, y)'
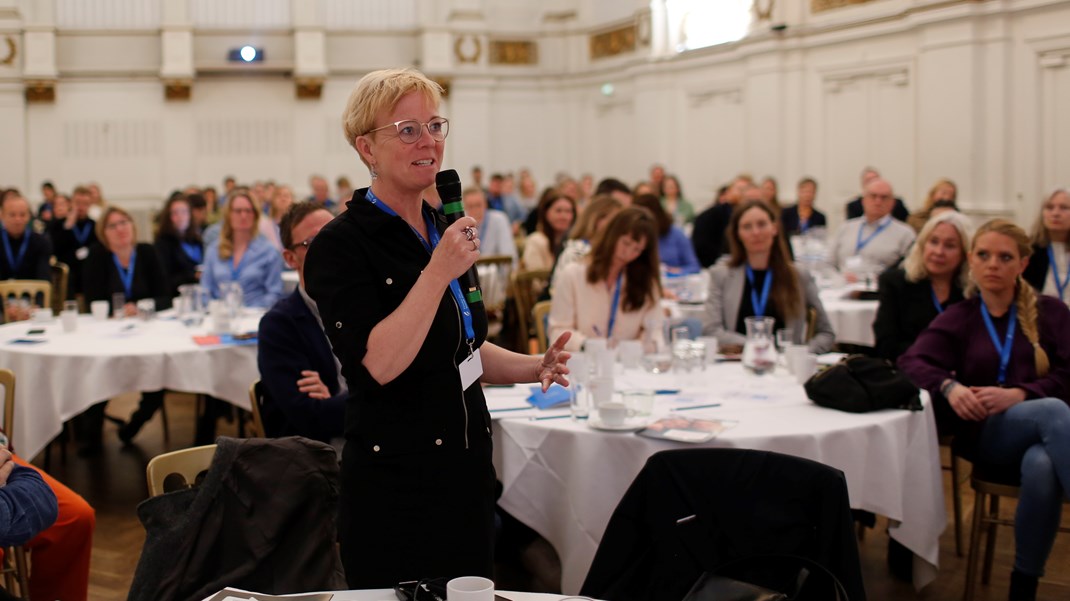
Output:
(489, 406), (530, 413)
(655, 389), (681, 395)
(531, 414), (571, 421)
(671, 403), (722, 411)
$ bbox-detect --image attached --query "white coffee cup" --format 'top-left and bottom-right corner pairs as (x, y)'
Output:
(90, 300), (110, 321)
(60, 309), (78, 333)
(618, 340), (642, 369)
(785, 344), (808, 375)
(31, 307), (53, 323)
(446, 576), (494, 601)
(696, 336), (720, 363)
(795, 353), (819, 384)
(597, 401), (629, 427)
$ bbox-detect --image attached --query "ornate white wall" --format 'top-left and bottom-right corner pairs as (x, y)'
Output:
(0, 0), (1068, 227)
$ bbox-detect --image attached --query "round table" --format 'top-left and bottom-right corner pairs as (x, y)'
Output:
(485, 361), (944, 594)
(0, 312), (262, 460)
(818, 287), (878, 347)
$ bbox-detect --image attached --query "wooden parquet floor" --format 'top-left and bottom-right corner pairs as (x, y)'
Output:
(27, 392), (1070, 601)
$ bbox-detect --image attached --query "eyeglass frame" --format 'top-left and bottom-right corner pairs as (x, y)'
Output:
(363, 118), (449, 144)
(292, 234), (316, 251)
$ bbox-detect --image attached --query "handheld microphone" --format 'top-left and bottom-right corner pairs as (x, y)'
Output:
(435, 169), (483, 304)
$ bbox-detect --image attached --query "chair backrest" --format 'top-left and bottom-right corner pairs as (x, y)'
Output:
(805, 306), (817, 342)
(246, 381), (267, 438)
(145, 444), (218, 497)
(532, 300), (552, 354)
(475, 254), (514, 314)
(511, 268), (551, 352)
(0, 280), (51, 312)
(49, 259), (70, 314)
(0, 369), (13, 447)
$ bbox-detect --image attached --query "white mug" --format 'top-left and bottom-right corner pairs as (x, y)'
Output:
(90, 300), (110, 321)
(60, 310), (78, 333)
(795, 353), (819, 384)
(597, 401), (629, 427)
(696, 336), (720, 363)
(446, 576), (494, 601)
(785, 344), (808, 375)
(31, 307), (53, 323)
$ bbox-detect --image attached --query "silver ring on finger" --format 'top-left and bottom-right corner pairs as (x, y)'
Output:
(463, 226), (476, 241)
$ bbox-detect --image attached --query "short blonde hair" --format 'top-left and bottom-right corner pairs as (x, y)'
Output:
(903, 211), (973, 290)
(96, 206), (138, 250)
(341, 68), (443, 169)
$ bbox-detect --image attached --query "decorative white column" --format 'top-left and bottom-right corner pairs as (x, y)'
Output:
(292, 0), (325, 99)
(160, 0), (193, 100)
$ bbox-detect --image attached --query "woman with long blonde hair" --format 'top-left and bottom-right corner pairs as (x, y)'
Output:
(907, 178), (958, 232)
(899, 219), (1070, 601)
(1024, 187), (1070, 303)
(201, 188), (283, 308)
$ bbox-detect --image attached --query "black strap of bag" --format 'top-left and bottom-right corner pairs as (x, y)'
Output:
(804, 354), (921, 413)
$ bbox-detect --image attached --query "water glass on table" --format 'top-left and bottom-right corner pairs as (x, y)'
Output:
(111, 292), (126, 318)
(61, 300), (79, 333)
(568, 353), (590, 420)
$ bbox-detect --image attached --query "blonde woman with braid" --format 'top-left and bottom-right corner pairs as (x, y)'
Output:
(899, 220), (1070, 601)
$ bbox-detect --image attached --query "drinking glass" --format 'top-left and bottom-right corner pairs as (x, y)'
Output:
(569, 353), (590, 420)
(111, 292), (126, 318)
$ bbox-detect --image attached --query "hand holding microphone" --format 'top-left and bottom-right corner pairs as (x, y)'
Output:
(436, 170), (483, 303)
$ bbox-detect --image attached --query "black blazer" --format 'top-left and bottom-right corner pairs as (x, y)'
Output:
(873, 266), (964, 362)
(82, 242), (171, 313)
(845, 196), (910, 222)
(257, 289), (345, 443)
(780, 205), (827, 236)
(0, 230), (52, 281)
(1023, 243), (1050, 293)
(692, 202), (733, 268)
(48, 219), (97, 297)
(154, 233), (203, 297)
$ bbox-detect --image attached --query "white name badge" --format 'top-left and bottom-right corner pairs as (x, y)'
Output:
(459, 348), (483, 391)
(75, 246), (89, 261)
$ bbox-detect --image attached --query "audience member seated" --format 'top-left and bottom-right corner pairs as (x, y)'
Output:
(257, 202), (346, 449)
(828, 177), (916, 274)
(549, 207), (665, 352)
(702, 200), (835, 353)
(4, 453), (95, 601)
(201, 189), (283, 309)
(259, 184), (295, 252)
(549, 195), (623, 296)
(462, 186), (516, 262)
(36, 181), (56, 224)
(307, 174), (336, 211)
(48, 185), (97, 299)
(692, 174), (751, 268)
(0, 192), (52, 281)
(0, 448), (57, 548)
(780, 177), (827, 237)
(594, 177), (633, 207)
(898, 219), (1070, 601)
(1023, 187), (1070, 305)
(874, 212), (971, 361)
(759, 176), (781, 211)
(522, 191), (575, 271)
(845, 166), (910, 222)
(907, 178), (958, 233)
(660, 174), (694, 228)
(486, 173), (526, 225)
(81, 207), (172, 450)
(633, 193), (700, 275)
(154, 193), (203, 298)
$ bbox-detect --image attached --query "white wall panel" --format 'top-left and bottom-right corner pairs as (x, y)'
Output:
(324, 0), (418, 30)
(190, 0), (290, 30)
(55, 0), (160, 30)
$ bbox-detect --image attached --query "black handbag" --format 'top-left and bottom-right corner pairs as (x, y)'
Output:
(682, 555), (848, 601)
(804, 354), (921, 413)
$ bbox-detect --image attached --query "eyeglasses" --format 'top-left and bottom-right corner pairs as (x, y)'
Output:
(105, 219), (132, 230)
(230, 207), (256, 215)
(292, 235), (316, 251)
(364, 118), (449, 144)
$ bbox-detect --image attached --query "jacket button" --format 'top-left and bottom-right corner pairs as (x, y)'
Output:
(435, 438), (443, 446)
(372, 445), (380, 452)
(386, 278), (393, 285)
(486, 427), (491, 435)
(335, 321), (342, 329)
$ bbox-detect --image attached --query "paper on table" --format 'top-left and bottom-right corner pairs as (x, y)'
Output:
(204, 588), (333, 601)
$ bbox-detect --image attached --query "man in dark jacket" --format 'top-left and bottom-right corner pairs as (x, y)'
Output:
(257, 202), (345, 447)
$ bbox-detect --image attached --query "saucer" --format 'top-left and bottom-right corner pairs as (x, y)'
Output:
(587, 415), (648, 432)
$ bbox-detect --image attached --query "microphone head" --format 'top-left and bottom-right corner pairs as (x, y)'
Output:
(436, 169), (464, 217)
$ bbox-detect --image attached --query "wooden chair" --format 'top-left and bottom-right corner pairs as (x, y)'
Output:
(939, 434), (966, 557)
(475, 254), (514, 340)
(0, 280), (51, 315)
(511, 268), (551, 353)
(963, 463), (1070, 600)
(245, 381), (268, 438)
(49, 259), (69, 315)
(0, 370), (34, 598)
(532, 300), (552, 354)
(146, 444), (218, 497)
(805, 306), (817, 342)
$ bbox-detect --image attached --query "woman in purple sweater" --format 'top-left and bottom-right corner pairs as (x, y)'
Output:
(899, 219), (1070, 601)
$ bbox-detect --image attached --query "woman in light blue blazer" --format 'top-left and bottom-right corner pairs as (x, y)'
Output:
(702, 199), (835, 352)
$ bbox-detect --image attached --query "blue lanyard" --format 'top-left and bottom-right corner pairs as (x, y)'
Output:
(1047, 246), (1069, 301)
(799, 217), (810, 233)
(1, 230), (30, 275)
(112, 249), (137, 299)
(745, 265), (773, 317)
(181, 241), (202, 264)
(72, 221), (92, 246)
(930, 284), (944, 314)
(607, 272), (623, 339)
(230, 251), (246, 281)
(980, 297), (1017, 385)
(855, 219), (891, 253)
(365, 189), (476, 343)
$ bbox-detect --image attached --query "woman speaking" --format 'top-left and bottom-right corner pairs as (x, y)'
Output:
(304, 68), (570, 588)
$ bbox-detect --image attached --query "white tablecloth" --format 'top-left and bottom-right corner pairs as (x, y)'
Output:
(0, 313), (262, 459)
(818, 288), (878, 347)
(486, 363), (944, 593)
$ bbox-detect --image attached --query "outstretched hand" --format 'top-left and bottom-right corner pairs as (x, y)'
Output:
(537, 332), (572, 392)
